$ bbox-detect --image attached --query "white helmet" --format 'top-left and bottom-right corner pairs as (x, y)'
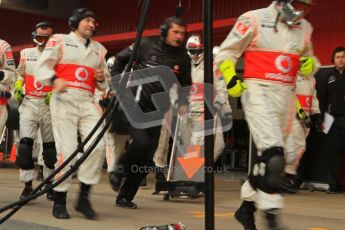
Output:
(276, 0), (313, 26)
(106, 56), (116, 72)
(186, 34), (204, 65)
(32, 21), (53, 47)
(213, 46), (220, 56)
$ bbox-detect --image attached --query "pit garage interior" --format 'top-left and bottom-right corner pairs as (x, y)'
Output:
(0, 0), (345, 229)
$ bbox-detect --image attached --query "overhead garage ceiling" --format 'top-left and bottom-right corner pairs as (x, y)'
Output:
(0, 0), (81, 18)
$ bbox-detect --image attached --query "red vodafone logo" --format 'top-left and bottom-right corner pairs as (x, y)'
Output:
(34, 79), (44, 90)
(5, 51), (13, 59)
(190, 84), (198, 95)
(236, 22), (249, 35)
(275, 55), (292, 74)
(75, 67), (89, 81)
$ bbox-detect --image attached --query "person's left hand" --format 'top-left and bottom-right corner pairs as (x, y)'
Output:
(311, 113), (324, 132)
(95, 69), (105, 82)
(299, 56), (316, 77)
(178, 104), (188, 116)
(44, 92), (52, 105)
(53, 78), (67, 92)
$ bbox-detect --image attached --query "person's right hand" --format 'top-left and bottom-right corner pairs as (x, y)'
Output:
(219, 60), (247, 97)
(227, 77), (248, 98)
(296, 100), (306, 120)
(14, 80), (25, 102)
(53, 78), (67, 92)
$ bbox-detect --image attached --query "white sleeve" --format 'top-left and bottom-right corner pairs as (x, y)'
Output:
(0, 41), (17, 85)
(16, 49), (26, 82)
(96, 46), (110, 91)
(215, 11), (256, 67)
(35, 35), (62, 86)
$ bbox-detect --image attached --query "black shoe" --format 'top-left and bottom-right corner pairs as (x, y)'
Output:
(155, 169), (166, 182)
(264, 209), (285, 230)
(52, 192), (70, 219)
(234, 201), (257, 230)
(36, 166), (44, 181)
(20, 182), (33, 200)
(116, 198), (137, 209)
(75, 197), (98, 219)
(140, 177), (147, 187)
(326, 184), (341, 194)
(53, 203), (70, 219)
(280, 174), (298, 194)
(46, 187), (55, 201)
(294, 177), (304, 190)
(109, 172), (123, 192)
(75, 183), (98, 220)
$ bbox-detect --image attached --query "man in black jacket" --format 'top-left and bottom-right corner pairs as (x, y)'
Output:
(316, 46), (345, 193)
(110, 16), (191, 208)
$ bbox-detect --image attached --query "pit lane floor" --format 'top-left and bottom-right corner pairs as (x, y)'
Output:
(0, 168), (344, 230)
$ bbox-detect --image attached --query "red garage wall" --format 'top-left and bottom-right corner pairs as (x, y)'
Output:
(308, 0), (345, 65)
(0, 8), (67, 57)
(4, 0), (345, 64)
(82, 0), (345, 64)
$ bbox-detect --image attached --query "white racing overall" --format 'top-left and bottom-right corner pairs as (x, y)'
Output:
(35, 32), (110, 191)
(215, 2), (316, 210)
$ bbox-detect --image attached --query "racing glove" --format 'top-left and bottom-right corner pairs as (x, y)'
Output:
(296, 100), (312, 127)
(99, 97), (110, 108)
(219, 60), (247, 97)
(311, 113), (323, 132)
(44, 92), (52, 105)
(296, 100), (307, 120)
(14, 79), (25, 102)
(299, 56), (316, 77)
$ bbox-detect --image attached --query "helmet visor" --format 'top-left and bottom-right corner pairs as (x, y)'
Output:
(278, 1), (304, 26)
(188, 49), (203, 56)
(291, 1), (312, 16)
(33, 34), (50, 46)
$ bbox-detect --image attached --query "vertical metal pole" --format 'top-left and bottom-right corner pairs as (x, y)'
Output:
(203, 0), (214, 229)
(248, 134), (253, 175)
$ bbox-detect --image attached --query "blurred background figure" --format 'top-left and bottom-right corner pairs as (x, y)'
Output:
(184, 35), (231, 160)
(215, 0), (317, 229)
(316, 46), (345, 194)
(15, 21), (56, 200)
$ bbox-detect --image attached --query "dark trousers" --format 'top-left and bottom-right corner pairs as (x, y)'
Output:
(117, 125), (161, 201)
(327, 117), (345, 186)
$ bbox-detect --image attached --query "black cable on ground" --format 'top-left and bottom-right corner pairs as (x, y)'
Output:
(0, 97), (116, 214)
(0, 0), (152, 223)
(0, 96), (118, 224)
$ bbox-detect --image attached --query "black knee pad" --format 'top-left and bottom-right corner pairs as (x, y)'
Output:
(261, 147), (285, 191)
(42, 142), (57, 169)
(17, 137), (34, 170)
